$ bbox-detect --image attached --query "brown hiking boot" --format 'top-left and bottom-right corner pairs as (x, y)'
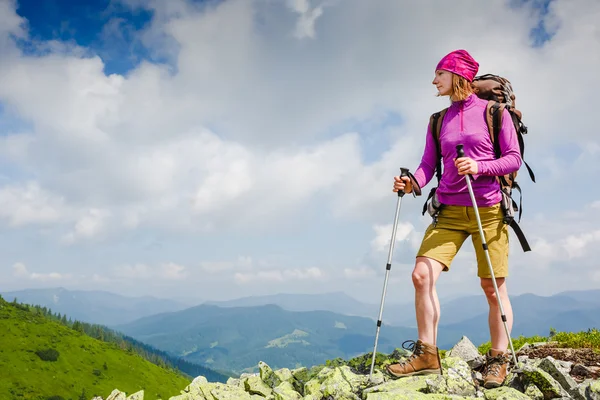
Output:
(483, 349), (510, 389)
(386, 340), (442, 378)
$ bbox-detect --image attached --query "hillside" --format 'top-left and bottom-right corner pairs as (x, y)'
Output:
(115, 303), (417, 374)
(0, 296), (193, 400)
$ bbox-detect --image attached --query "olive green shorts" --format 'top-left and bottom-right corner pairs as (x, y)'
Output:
(417, 203), (509, 278)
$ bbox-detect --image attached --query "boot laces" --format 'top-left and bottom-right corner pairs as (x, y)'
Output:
(485, 355), (506, 377)
(400, 340), (424, 364)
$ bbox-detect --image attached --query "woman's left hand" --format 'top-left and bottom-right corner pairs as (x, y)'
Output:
(454, 157), (478, 175)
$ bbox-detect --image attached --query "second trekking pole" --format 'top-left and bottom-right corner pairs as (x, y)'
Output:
(368, 167), (410, 382)
(455, 144), (518, 368)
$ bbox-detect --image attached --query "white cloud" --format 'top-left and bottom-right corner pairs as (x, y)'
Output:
(12, 262), (28, 277)
(371, 222), (415, 253)
(343, 266), (376, 280)
(62, 208), (111, 244)
(12, 262), (71, 282)
(200, 256), (253, 274)
(234, 267), (323, 284)
(112, 262), (188, 280)
(0, 183), (64, 226)
(287, 0), (324, 39)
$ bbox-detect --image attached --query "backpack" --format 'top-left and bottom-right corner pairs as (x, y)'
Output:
(422, 74), (536, 252)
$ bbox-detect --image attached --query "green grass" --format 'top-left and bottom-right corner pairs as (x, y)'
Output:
(0, 298), (191, 400)
(477, 328), (600, 354)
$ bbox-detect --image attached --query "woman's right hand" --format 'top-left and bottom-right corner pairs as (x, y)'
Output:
(393, 175), (413, 194)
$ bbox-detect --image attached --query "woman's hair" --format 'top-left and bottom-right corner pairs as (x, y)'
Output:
(450, 73), (474, 102)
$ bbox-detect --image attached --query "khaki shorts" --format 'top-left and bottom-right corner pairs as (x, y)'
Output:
(417, 203), (509, 278)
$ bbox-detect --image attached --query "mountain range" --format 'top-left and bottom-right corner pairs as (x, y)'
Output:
(0, 287), (190, 326)
(4, 287), (599, 374)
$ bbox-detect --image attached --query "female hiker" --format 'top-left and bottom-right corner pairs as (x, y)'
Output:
(387, 49), (521, 389)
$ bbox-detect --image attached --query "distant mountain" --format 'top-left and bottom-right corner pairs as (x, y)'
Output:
(0, 287), (190, 326)
(115, 304), (417, 374)
(205, 292), (418, 327)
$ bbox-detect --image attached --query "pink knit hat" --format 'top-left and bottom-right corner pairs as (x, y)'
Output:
(435, 50), (479, 82)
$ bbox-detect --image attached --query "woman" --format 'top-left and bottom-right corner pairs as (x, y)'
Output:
(387, 49), (521, 389)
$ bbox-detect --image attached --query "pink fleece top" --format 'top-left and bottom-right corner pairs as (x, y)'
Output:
(413, 94), (522, 207)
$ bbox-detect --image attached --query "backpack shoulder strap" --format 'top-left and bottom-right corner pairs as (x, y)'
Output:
(422, 108), (448, 216)
(429, 108), (448, 184)
(486, 100), (504, 159)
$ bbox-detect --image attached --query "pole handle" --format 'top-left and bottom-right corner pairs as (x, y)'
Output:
(398, 168), (409, 197)
(456, 144), (465, 158)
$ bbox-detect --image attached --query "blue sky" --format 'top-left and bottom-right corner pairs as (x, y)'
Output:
(0, 0), (599, 305)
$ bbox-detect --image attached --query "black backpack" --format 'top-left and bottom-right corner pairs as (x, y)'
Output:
(423, 74), (535, 252)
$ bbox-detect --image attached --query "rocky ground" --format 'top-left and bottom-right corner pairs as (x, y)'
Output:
(517, 343), (600, 382)
(93, 337), (600, 400)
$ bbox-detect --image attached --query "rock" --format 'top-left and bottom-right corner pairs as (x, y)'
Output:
(447, 336), (486, 369)
(208, 382), (254, 399)
(273, 381), (302, 400)
(107, 390), (127, 400)
(244, 375), (273, 397)
(571, 364), (594, 378)
(126, 391), (144, 400)
(365, 389), (429, 399)
(537, 356), (584, 399)
(582, 379), (600, 400)
(260, 361), (283, 389)
(523, 383), (544, 400)
(320, 367), (355, 399)
(442, 357), (477, 397)
(275, 368), (295, 384)
(483, 386), (530, 399)
(303, 378), (323, 399)
(521, 364), (568, 399)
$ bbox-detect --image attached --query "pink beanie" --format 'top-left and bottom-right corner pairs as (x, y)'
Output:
(435, 49), (479, 82)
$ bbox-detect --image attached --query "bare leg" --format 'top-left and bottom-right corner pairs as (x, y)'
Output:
(413, 257), (446, 345)
(481, 277), (513, 351)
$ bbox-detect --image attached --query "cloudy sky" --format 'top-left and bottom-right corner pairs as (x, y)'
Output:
(0, 0), (598, 305)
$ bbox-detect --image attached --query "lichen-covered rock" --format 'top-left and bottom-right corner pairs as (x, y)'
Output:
(107, 390), (127, 400)
(275, 368), (295, 384)
(537, 356), (584, 400)
(182, 376), (209, 395)
(273, 381), (302, 400)
(320, 367), (356, 399)
(260, 361), (283, 388)
(244, 375), (273, 397)
(521, 365), (565, 399)
(208, 382), (254, 400)
(303, 378), (323, 399)
(365, 388), (430, 399)
(425, 375), (449, 394)
(483, 386), (530, 399)
(338, 365), (376, 392)
(523, 383), (544, 400)
(442, 357), (477, 397)
(581, 379), (600, 400)
(126, 391), (144, 400)
(291, 367), (310, 393)
(447, 336), (485, 369)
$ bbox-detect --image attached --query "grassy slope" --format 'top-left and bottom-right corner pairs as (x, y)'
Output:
(0, 299), (191, 400)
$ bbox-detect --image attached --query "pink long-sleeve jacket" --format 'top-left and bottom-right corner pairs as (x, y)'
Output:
(413, 94), (522, 207)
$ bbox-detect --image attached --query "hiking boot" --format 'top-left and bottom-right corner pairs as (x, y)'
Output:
(386, 340), (442, 378)
(483, 349), (510, 389)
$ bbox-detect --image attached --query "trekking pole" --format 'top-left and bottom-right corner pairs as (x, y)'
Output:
(456, 144), (519, 368)
(368, 167), (410, 382)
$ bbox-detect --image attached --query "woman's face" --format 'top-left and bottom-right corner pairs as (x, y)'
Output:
(432, 69), (452, 96)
